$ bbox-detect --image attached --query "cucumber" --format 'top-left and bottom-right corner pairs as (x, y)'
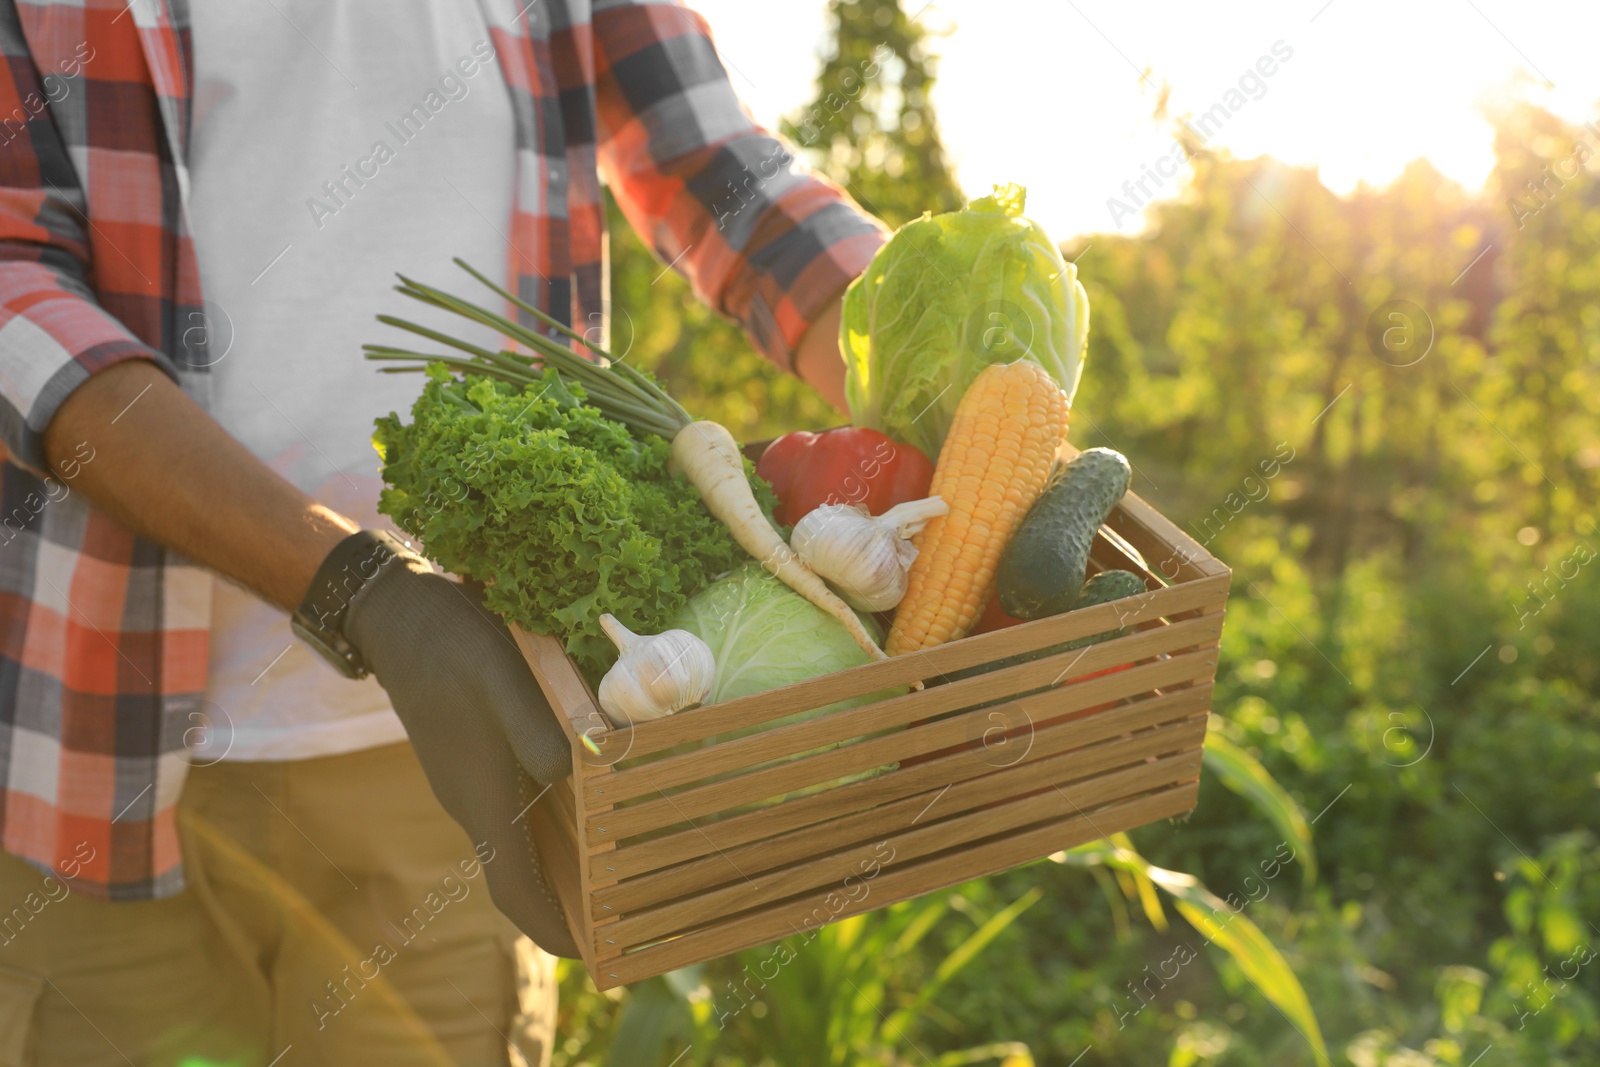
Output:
(996, 447), (1132, 620)
(1070, 569), (1150, 622)
(946, 569), (1148, 683)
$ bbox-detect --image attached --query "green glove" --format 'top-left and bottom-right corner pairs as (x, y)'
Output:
(344, 546), (579, 958)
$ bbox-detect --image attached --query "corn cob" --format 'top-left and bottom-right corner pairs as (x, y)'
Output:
(887, 360), (1069, 656)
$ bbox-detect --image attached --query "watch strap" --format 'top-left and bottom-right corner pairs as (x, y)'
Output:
(292, 530), (424, 679)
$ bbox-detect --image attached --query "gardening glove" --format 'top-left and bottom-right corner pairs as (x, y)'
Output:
(343, 545), (581, 958)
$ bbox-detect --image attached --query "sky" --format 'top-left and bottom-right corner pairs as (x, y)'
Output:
(688, 0), (1600, 242)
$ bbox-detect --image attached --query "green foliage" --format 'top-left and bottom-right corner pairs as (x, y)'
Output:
(1059, 836), (1328, 1066)
(1203, 727), (1316, 887)
(373, 367), (756, 682)
(554, 889), (1042, 1067)
(712, 887), (1041, 1066)
(780, 0), (962, 227)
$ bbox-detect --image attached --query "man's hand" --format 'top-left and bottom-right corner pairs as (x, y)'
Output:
(344, 550), (579, 958)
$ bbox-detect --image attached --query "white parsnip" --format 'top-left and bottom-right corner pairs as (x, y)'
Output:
(670, 421), (887, 661)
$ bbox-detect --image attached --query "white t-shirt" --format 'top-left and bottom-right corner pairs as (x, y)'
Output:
(186, 1), (516, 760)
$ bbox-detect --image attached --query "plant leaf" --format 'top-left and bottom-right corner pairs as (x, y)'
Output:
(932, 1041), (1037, 1066)
(887, 887), (1042, 1035)
(604, 975), (694, 1067)
(1059, 839), (1326, 1063)
(1120, 853), (1330, 1067)
(1110, 831), (1170, 932)
(1204, 725), (1317, 885)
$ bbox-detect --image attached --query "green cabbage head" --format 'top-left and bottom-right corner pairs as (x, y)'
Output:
(669, 562), (901, 803)
(672, 562), (884, 708)
(841, 184), (1089, 458)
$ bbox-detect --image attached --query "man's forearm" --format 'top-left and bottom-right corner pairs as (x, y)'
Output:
(41, 360), (357, 611)
(794, 292), (849, 413)
(43, 290), (850, 613)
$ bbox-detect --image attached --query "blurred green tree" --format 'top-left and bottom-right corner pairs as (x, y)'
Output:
(779, 0), (962, 227)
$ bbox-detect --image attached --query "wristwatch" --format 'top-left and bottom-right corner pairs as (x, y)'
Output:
(291, 530), (425, 679)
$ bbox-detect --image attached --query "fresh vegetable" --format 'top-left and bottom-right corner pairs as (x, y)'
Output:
(996, 447), (1132, 621)
(366, 260), (886, 662)
(948, 570), (1148, 683)
(973, 590), (1023, 634)
(756, 427), (935, 526)
(790, 496), (949, 612)
(670, 563), (903, 808)
(671, 563), (887, 708)
(1072, 569), (1149, 615)
(979, 569), (1148, 715)
(887, 360), (1070, 656)
(596, 614), (716, 726)
(372, 368), (753, 682)
(841, 184), (1090, 459)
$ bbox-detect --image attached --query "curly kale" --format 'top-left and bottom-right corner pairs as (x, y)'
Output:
(373, 366), (776, 684)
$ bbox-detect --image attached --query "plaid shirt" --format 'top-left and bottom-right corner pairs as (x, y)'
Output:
(0, 0), (884, 901)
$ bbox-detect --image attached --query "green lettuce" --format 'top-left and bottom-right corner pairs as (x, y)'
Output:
(841, 184), (1090, 458)
(372, 366), (770, 684)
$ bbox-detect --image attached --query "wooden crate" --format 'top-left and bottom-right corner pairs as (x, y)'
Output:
(511, 462), (1229, 990)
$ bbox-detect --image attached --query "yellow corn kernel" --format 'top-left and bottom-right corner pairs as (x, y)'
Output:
(887, 360), (1069, 656)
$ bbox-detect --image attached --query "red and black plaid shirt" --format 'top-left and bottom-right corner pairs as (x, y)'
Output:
(0, 0), (884, 900)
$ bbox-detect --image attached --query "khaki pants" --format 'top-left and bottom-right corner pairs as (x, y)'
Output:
(0, 742), (556, 1067)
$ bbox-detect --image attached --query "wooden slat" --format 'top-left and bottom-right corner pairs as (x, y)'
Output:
(1089, 528), (1159, 585)
(546, 771), (578, 829)
(1107, 491), (1229, 584)
(586, 644), (1217, 843)
(596, 748), (1201, 950)
(602, 572), (1229, 758)
(593, 713), (1207, 913)
(510, 626), (607, 749)
(592, 610), (1224, 808)
(590, 682), (1213, 886)
(585, 784), (1198, 989)
(592, 610), (1221, 806)
(523, 777), (592, 968)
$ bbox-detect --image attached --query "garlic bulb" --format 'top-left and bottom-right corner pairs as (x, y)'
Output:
(790, 496), (950, 612)
(596, 614), (716, 726)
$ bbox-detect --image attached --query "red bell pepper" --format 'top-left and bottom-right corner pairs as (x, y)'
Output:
(756, 427), (935, 526)
(973, 589), (1024, 634)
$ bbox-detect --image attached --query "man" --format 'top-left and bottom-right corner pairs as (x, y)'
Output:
(0, 0), (883, 1063)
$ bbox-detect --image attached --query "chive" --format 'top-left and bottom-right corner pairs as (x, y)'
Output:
(365, 351), (535, 388)
(452, 257), (617, 362)
(372, 315), (500, 362)
(377, 319), (542, 380)
(364, 348), (457, 368)
(391, 273), (654, 409)
(375, 267), (696, 439)
(392, 279), (605, 388)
